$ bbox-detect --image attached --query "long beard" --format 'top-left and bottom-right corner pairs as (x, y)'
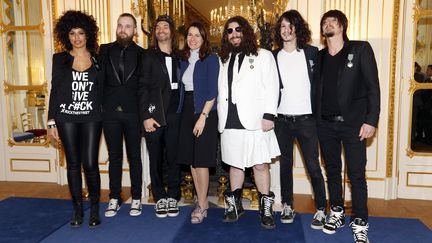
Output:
(117, 34), (134, 47)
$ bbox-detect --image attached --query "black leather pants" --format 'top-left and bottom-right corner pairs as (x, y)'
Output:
(57, 121), (102, 203)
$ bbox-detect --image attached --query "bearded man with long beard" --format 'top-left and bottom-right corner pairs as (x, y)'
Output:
(217, 16), (280, 229)
(99, 13), (146, 218)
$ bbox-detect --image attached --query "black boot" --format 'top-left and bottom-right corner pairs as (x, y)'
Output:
(70, 199), (84, 227)
(89, 201), (101, 228)
(259, 191), (276, 229)
(85, 169), (101, 228)
(223, 188), (244, 222)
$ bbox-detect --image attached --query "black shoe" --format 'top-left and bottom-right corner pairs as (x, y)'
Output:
(70, 199), (84, 227)
(223, 189), (244, 222)
(311, 208), (326, 230)
(280, 203), (295, 224)
(350, 218), (369, 243)
(259, 192), (275, 229)
(89, 203), (101, 228)
(323, 206), (345, 234)
(70, 210), (84, 227)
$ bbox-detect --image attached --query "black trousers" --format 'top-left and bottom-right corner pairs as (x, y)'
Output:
(144, 113), (181, 201)
(57, 121), (102, 203)
(317, 120), (368, 221)
(275, 116), (326, 209)
(103, 112), (143, 200)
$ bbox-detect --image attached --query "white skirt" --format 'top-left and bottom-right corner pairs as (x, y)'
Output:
(220, 129), (281, 169)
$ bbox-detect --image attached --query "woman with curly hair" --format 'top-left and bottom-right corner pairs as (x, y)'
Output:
(176, 21), (219, 224)
(47, 10), (103, 228)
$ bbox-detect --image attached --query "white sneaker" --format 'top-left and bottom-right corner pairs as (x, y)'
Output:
(105, 198), (121, 217)
(155, 198), (168, 218)
(167, 198), (179, 217)
(129, 199), (142, 216)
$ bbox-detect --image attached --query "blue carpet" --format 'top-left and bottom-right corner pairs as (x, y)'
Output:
(1, 198), (431, 243)
(0, 197), (74, 243)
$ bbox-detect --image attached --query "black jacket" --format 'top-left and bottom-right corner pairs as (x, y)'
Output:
(140, 48), (181, 126)
(315, 41), (380, 128)
(99, 42), (146, 115)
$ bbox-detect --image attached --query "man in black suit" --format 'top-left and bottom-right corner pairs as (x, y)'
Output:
(316, 10), (380, 243)
(272, 10), (326, 230)
(141, 15), (181, 218)
(100, 13), (145, 218)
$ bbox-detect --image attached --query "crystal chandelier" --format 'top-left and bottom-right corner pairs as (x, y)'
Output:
(210, 0), (288, 37)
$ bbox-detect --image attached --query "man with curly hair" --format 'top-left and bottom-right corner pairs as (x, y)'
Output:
(272, 10), (327, 229)
(217, 16), (280, 229)
(100, 13), (145, 218)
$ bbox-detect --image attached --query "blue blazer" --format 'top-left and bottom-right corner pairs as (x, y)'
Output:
(177, 53), (219, 114)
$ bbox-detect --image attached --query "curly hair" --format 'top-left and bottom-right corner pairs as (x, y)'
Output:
(54, 10), (99, 52)
(219, 16), (258, 64)
(274, 10), (311, 49)
(150, 15), (178, 53)
(320, 9), (349, 45)
(180, 21), (211, 61)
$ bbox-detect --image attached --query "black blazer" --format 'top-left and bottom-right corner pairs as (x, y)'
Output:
(99, 42), (145, 115)
(272, 44), (318, 113)
(140, 48), (181, 126)
(315, 41), (380, 128)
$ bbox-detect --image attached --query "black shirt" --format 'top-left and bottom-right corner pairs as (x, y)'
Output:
(110, 42), (139, 83)
(55, 65), (101, 122)
(321, 48), (345, 116)
(225, 52), (245, 129)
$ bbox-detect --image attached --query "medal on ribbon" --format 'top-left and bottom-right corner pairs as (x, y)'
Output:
(347, 54), (354, 68)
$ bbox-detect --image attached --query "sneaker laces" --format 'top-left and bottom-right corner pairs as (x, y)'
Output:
(328, 210), (344, 226)
(313, 209), (325, 221)
(224, 195), (237, 215)
(281, 204), (294, 217)
(107, 199), (118, 210)
(350, 220), (369, 242)
(155, 198), (167, 210)
(167, 198), (178, 208)
(262, 196), (274, 217)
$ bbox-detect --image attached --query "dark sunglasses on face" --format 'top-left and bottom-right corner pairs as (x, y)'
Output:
(226, 26), (242, 34)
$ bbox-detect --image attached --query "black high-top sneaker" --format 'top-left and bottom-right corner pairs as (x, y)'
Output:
(350, 218), (369, 243)
(259, 191), (276, 229)
(223, 188), (244, 222)
(323, 205), (345, 234)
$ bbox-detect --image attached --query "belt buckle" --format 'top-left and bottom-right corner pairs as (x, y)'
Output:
(291, 116), (297, 122)
(115, 106), (123, 112)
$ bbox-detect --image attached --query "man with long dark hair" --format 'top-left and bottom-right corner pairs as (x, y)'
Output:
(218, 16), (280, 229)
(316, 10), (380, 243)
(141, 15), (182, 218)
(100, 13), (145, 218)
(273, 10), (327, 229)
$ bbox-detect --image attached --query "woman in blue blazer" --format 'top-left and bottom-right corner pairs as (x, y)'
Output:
(177, 21), (219, 224)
